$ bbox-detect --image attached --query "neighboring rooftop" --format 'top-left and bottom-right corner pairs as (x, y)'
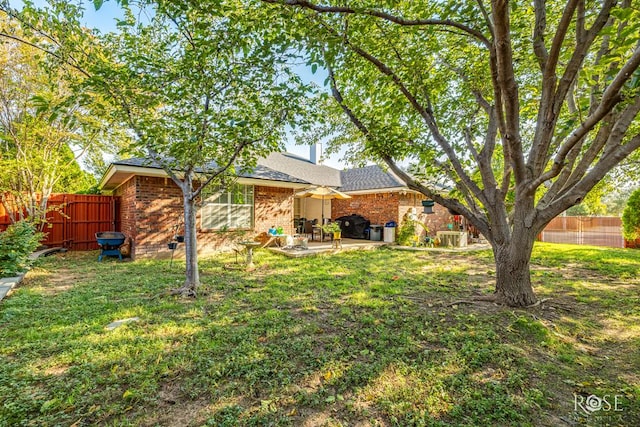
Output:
(338, 165), (406, 192)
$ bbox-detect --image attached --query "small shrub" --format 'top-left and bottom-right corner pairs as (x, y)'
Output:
(397, 215), (429, 246)
(0, 221), (43, 276)
(622, 188), (640, 240)
(397, 220), (416, 246)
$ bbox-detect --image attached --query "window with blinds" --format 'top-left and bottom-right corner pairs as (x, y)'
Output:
(200, 184), (254, 230)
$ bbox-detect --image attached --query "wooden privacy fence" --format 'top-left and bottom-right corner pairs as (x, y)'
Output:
(539, 216), (623, 248)
(0, 194), (120, 250)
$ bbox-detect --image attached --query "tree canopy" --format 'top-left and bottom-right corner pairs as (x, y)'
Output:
(0, 11), (102, 224)
(258, 0), (640, 306)
(1, 0), (314, 293)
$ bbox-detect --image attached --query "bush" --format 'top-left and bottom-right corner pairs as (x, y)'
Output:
(0, 221), (43, 276)
(397, 219), (417, 246)
(397, 215), (430, 246)
(622, 188), (640, 241)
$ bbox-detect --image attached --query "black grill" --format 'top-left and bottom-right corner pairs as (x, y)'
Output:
(335, 214), (370, 239)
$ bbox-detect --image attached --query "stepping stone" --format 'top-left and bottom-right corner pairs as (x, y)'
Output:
(105, 317), (140, 330)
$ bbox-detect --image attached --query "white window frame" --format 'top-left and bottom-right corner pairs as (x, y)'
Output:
(200, 184), (254, 230)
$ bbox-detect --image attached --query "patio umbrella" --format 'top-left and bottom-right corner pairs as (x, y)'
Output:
(296, 186), (351, 224)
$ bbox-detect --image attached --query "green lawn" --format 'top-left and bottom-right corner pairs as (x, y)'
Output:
(1, 243), (638, 426)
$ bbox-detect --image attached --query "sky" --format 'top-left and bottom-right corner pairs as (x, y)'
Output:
(11, 0), (346, 169)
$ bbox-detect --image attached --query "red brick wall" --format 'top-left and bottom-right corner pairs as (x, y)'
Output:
(332, 191), (454, 241)
(114, 176), (294, 259)
(254, 186), (295, 235)
(114, 176), (138, 252)
(332, 193), (399, 226)
(133, 176), (184, 258)
(398, 193), (453, 238)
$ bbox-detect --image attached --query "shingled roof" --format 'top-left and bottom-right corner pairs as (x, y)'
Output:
(112, 156), (309, 184)
(338, 165), (406, 192)
(104, 153), (411, 192)
(258, 152), (342, 187)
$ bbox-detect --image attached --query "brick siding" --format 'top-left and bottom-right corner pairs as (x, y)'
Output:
(114, 177), (138, 255)
(332, 193), (400, 226)
(398, 192), (453, 238)
(116, 176), (295, 259)
(332, 191), (454, 238)
(254, 186), (295, 235)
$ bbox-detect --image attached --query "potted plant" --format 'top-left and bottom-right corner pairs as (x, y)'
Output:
(322, 222), (342, 239)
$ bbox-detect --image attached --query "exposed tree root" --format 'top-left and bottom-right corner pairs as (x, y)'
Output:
(471, 294), (499, 302)
(170, 285), (197, 298)
(402, 295), (498, 306)
(524, 297), (551, 308)
(406, 294), (556, 309)
(444, 300), (476, 307)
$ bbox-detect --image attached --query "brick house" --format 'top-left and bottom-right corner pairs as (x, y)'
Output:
(333, 165), (454, 239)
(99, 151), (454, 258)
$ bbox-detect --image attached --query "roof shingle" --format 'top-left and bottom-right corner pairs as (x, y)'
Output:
(338, 165), (405, 192)
(113, 157), (309, 184)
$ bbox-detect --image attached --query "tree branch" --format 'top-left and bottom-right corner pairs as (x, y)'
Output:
(491, 0), (526, 184)
(325, 25), (490, 207)
(541, 132), (640, 223)
(0, 31), (91, 79)
(262, 0), (492, 48)
(532, 0), (548, 70)
(475, 0), (494, 40)
(324, 53), (491, 237)
(529, 0), (616, 177)
(528, 45), (640, 193)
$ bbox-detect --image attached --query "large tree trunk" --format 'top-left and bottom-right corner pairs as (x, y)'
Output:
(492, 235), (537, 307)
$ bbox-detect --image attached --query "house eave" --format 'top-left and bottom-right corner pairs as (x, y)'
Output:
(99, 164), (310, 192)
(236, 177), (309, 189)
(99, 164), (169, 192)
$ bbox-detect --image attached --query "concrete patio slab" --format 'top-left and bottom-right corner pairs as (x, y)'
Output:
(268, 238), (388, 258)
(391, 243), (492, 252)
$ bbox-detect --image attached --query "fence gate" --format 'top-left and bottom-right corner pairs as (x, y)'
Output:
(0, 194), (120, 251)
(539, 216), (623, 248)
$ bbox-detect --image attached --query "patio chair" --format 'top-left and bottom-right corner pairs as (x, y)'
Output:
(303, 220), (315, 240)
(311, 220), (333, 242)
(296, 217), (306, 234)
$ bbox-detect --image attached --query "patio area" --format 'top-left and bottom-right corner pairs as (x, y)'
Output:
(268, 237), (388, 258)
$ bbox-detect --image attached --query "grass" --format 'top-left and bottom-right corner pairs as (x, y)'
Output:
(0, 243), (639, 426)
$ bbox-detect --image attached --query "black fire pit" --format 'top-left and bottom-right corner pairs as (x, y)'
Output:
(96, 231), (126, 261)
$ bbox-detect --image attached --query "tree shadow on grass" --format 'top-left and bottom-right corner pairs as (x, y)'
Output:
(1, 249), (639, 426)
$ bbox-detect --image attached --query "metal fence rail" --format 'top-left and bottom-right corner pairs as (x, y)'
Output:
(539, 216), (623, 248)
